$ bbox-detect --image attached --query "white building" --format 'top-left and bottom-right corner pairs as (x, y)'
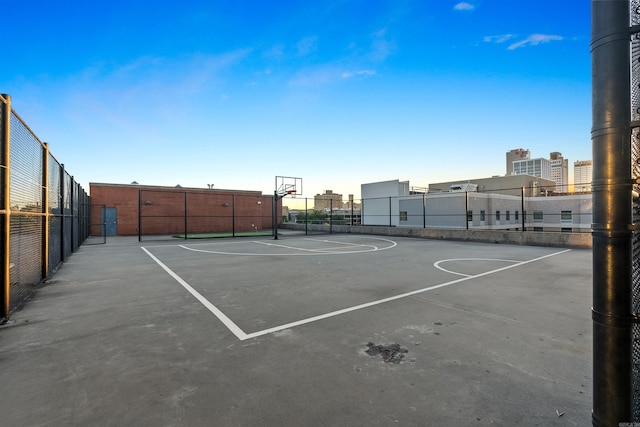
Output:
(512, 157), (552, 181)
(574, 160), (593, 192)
(361, 179), (410, 226)
(549, 152), (569, 193)
(361, 179), (592, 232)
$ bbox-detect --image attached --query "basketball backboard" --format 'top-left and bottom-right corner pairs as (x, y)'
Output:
(275, 176), (303, 198)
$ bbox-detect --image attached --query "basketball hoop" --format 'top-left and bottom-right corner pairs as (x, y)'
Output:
(273, 175), (303, 240)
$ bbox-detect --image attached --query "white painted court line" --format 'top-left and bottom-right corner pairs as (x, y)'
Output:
(141, 247), (248, 341)
(433, 258), (522, 277)
(243, 249), (571, 339)
(142, 245), (570, 341)
(253, 241), (363, 253)
(254, 240), (379, 253)
(177, 236), (397, 256)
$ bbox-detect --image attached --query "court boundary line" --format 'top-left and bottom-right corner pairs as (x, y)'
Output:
(141, 247), (249, 340)
(141, 246), (571, 341)
(433, 258), (522, 277)
(177, 236), (398, 256)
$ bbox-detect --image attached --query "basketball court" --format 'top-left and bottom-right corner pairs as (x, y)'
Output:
(0, 233), (592, 426)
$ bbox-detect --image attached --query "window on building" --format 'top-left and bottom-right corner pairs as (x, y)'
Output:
(561, 227), (572, 233)
(533, 211), (543, 222)
(506, 210), (510, 221)
(480, 210), (486, 221)
(399, 211), (408, 222)
(467, 210), (473, 221)
(496, 210), (500, 221)
(515, 210), (519, 220)
(534, 226), (543, 232)
(561, 210), (572, 223)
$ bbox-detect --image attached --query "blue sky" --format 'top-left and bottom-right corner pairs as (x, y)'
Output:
(3, 1), (591, 201)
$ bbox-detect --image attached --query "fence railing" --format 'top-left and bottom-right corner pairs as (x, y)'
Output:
(284, 186), (592, 234)
(136, 188), (275, 240)
(1, 94), (89, 321)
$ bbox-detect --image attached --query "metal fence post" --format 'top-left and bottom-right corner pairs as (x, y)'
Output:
(138, 189), (142, 242)
(351, 198), (354, 226)
(42, 143), (49, 278)
(60, 164), (65, 256)
(184, 191), (188, 240)
(521, 186), (525, 231)
(330, 198), (333, 234)
(305, 197), (308, 235)
(591, 0), (634, 424)
(465, 191), (469, 230)
(1, 94), (10, 321)
(423, 193), (427, 228)
(70, 175), (75, 252)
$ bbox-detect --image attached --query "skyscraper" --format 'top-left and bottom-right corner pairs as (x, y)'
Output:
(574, 160), (593, 192)
(549, 152), (569, 193)
(506, 148), (530, 175)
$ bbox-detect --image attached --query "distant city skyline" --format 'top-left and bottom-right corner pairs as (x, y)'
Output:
(3, 1), (590, 199)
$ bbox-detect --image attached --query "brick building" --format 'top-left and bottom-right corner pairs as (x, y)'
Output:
(90, 183), (280, 236)
(314, 190), (343, 210)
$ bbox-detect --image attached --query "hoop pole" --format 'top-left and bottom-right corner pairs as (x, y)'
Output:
(273, 191), (278, 240)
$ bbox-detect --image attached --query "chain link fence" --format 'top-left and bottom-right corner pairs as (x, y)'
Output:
(137, 188), (275, 241)
(631, 0), (640, 419)
(283, 184), (592, 235)
(1, 94), (89, 321)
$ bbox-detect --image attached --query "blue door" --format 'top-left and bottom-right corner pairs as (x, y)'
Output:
(103, 207), (117, 236)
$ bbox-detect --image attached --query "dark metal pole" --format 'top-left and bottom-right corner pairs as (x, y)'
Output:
(273, 192), (278, 240)
(1, 94), (10, 320)
(351, 197), (354, 226)
(329, 198), (333, 234)
(232, 194), (235, 237)
(521, 186), (525, 231)
(305, 197), (308, 235)
(591, 1), (634, 425)
(42, 143), (49, 278)
(61, 166), (69, 249)
(69, 175), (74, 252)
(423, 193), (427, 228)
(138, 189), (142, 242)
(184, 192), (187, 240)
(465, 191), (468, 230)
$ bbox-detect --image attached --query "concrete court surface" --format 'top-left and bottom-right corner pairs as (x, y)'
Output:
(0, 233), (593, 426)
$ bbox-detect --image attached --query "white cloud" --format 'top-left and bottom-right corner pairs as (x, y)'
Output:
(484, 34), (516, 44)
(290, 67), (376, 88)
(57, 49), (253, 140)
(289, 67), (337, 87)
(264, 44), (285, 59)
(454, 2), (475, 11)
(508, 34), (563, 50)
(341, 70), (376, 79)
(296, 36), (318, 56)
(369, 28), (394, 62)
